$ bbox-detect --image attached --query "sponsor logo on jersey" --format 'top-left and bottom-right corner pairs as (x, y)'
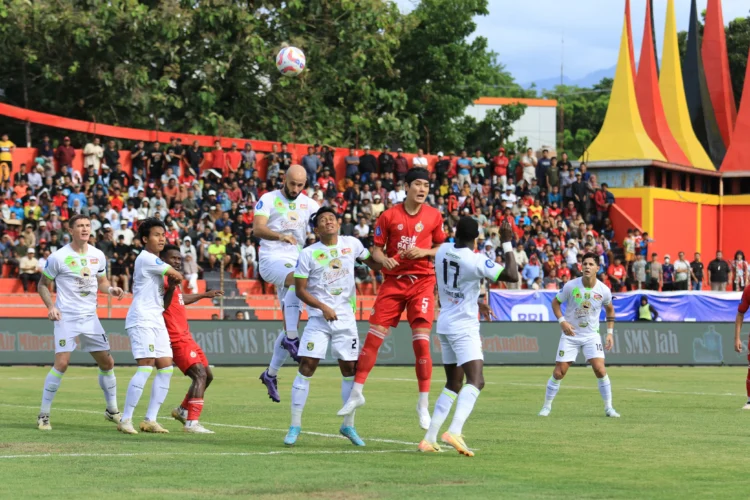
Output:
(329, 258), (342, 270)
(90, 258), (99, 265)
(330, 288), (343, 295)
(415, 222), (424, 233)
(300, 203), (307, 209)
(156, 258), (164, 265)
(485, 259), (495, 268)
(397, 224), (404, 230)
(375, 226), (382, 236)
(396, 235), (417, 252)
(256, 200), (263, 210)
(593, 293), (603, 300)
(342, 248), (351, 255)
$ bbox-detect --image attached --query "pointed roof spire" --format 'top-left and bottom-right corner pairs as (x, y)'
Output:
(720, 46), (750, 174)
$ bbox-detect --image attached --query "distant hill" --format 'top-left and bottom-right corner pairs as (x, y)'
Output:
(524, 64), (616, 93)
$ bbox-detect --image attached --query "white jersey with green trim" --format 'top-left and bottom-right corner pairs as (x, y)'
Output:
(556, 277), (612, 338)
(254, 189), (319, 260)
(293, 236), (369, 322)
(435, 243), (504, 334)
(42, 244), (106, 320)
(125, 250), (171, 330)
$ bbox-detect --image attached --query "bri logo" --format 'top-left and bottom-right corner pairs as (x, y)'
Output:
(511, 304), (549, 322)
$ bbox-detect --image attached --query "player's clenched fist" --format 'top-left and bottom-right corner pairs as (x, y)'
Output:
(499, 220), (513, 242)
(47, 306), (62, 322)
(321, 305), (338, 322)
(381, 257), (400, 270)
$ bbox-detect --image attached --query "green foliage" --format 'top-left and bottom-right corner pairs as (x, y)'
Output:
(462, 104), (527, 153)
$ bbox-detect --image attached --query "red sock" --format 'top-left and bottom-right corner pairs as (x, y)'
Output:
(746, 355), (750, 399)
(181, 394), (190, 410)
(354, 330), (385, 385)
(413, 339), (432, 393)
(187, 398), (204, 421)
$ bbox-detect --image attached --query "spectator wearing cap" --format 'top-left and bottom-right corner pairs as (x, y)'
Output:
(19, 247), (40, 292)
(24, 196), (42, 221)
(340, 213), (355, 236)
(114, 220), (134, 245)
(21, 223), (37, 248)
(371, 194), (385, 218)
(37, 220), (51, 243)
(358, 146), (376, 183)
(394, 148), (409, 182)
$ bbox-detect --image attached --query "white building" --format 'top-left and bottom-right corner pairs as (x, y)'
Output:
(465, 97), (558, 152)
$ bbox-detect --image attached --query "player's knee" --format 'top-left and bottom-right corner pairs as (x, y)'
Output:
(299, 358), (317, 377)
(54, 358), (69, 373)
(445, 380), (463, 394)
(205, 370), (214, 388)
(592, 365), (607, 378)
(467, 374), (485, 391)
(369, 324), (389, 336)
(553, 367), (566, 380)
(191, 364), (208, 383)
(339, 362), (356, 378)
(99, 355), (114, 371)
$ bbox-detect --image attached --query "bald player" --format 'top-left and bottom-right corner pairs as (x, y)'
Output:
(255, 164), (319, 402)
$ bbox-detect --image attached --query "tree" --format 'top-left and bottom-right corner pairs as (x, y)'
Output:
(462, 104), (527, 154)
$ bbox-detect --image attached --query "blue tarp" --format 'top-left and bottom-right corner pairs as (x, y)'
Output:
(489, 290), (749, 322)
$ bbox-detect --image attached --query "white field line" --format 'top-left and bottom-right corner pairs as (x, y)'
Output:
(0, 449), (414, 460)
(0, 403), (419, 446)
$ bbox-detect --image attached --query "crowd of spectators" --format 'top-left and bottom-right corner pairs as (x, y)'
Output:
(0, 133), (745, 295)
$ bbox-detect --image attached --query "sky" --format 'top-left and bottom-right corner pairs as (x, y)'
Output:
(395, 0), (750, 85)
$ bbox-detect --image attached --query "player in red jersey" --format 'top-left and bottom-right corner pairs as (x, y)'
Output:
(338, 167), (446, 429)
(734, 283), (750, 410)
(161, 245), (224, 433)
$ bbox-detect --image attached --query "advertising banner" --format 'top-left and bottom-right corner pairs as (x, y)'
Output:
(489, 290), (750, 323)
(0, 320), (746, 366)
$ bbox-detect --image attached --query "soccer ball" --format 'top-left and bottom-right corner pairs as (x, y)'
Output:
(276, 47), (306, 76)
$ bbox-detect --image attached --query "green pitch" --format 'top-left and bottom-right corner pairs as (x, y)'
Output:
(1, 365), (748, 499)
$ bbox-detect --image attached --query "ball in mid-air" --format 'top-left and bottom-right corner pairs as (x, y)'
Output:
(276, 46), (306, 76)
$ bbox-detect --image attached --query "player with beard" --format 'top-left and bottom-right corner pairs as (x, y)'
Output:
(161, 245), (224, 433)
(338, 167), (446, 430)
(255, 164), (319, 402)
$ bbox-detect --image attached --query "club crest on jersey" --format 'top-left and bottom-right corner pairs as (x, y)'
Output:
(330, 249), (338, 258)
(284, 263), (293, 268)
(148, 344), (155, 352)
(415, 222), (424, 233)
(59, 340), (66, 347)
(307, 342), (314, 351)
(190, 351), (197, 358)
(559, 350), (564, 357)
(80, 258), (87, 266)
(289, 202), (296, 210)
(397, 224), (404, 230)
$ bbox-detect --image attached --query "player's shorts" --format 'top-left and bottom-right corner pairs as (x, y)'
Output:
(171, 336), (209, 374)
(259, 255), (297, 288)
(369, 274), (436, 329)
(555, 335), (605, 363)
(298, 316), (359, 361)
(53, 316), (109, 354)
(437, 331), (483, 366)
(126, 325), (173, 359)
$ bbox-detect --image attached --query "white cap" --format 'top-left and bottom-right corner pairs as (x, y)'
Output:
(208, 190), (217, 196)
(184, 236), (191, 241)
(437, 151), (444, 157)
(27, 247), (35, 253)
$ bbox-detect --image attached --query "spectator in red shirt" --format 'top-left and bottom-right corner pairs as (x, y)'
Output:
(226, 181), (243, 203)
(225, 142), (242, 176)
(608, 257), (626, 292)
(394, 148), (409, 182)
(492, 147), (509, 187)
(210, 140), (225, 174)
(109, 188), (125, 212)
(54, 137), (76, 173)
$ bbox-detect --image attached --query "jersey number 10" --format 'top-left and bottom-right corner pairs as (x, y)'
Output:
(442, 259), (460, 288)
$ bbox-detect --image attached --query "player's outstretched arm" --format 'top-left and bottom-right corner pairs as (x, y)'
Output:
(183, 289), (224, 306)
(495, 220), (519, 283)
(294, 276), (337, 321)
(38, 274), (61, 321)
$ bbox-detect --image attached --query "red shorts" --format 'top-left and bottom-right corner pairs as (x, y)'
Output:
(171, 336), (209, 374)
(370, 274), (436, 329)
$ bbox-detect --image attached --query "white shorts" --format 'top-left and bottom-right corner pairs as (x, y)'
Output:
(298, 316), (359, 361)
(259, 255), (297, 288)
(127, 326), (172, 359)
(555, 335), (605, 363)
(438, 331), (484, 366)
(54, 316), (110, 354)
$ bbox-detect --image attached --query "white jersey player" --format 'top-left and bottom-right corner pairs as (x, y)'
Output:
(539, 252), (620, 418)
(36, 214), (125, 431)
(419, 217), (518, 456)
(255, 164), (319, 402)
(282, 207), (381, 447)
(118, 218), (184, 435)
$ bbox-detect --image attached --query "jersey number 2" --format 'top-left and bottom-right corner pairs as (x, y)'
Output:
(442, 259), (460, 288)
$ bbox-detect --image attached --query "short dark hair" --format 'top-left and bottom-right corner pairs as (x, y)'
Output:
(160, 244), (180, 260)
(137, 217), (166, 244)
(582, 252), (599, 265)
(405, 167), (429, 185)
(68, 214), (90, 229)
(456, 216), (479, 242)
(311, 206), (337, 228)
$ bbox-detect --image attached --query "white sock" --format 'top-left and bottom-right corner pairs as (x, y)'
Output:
(418, 391), (429, 410)
(448, 384), (481, 435)
(350, 381), (364, 398)
(122, 366), (153, 420)
(144, 367), (173, 421)
(290, 372), (310, 427)
(40, 367), (64, 414)
(98, 368), (118, 412)
(283, 286), (301, 340)
(341, 376), (355, 427)
(544, 376), (561, 408)
(424, 387), (457, 443)
(597, 375), (613, 409)
(267, 331), (289, 377)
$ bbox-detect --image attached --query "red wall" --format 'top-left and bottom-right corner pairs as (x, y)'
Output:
(700, 204), (718, 259)
(721, 205), (750, 258)
(614, 197), (642, 227)
(651, 199), (697, 258)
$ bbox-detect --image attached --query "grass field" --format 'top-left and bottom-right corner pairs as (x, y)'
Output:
(1, 365), (749, 499)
